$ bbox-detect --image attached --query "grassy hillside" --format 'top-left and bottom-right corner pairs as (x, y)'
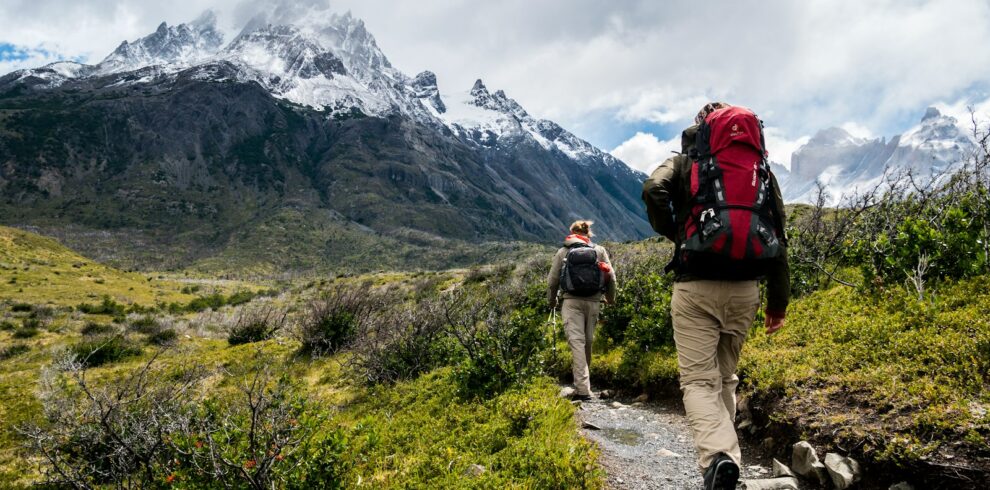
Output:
(0, 225), (200, 306)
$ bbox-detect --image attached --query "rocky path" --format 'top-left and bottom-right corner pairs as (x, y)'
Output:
(573, 392), (776, 489)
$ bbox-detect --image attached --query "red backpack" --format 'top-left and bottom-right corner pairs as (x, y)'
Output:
(675, 106), (785, 278)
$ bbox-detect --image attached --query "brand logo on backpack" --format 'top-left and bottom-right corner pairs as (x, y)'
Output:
(677, 106), (786, 278)
(560, 244), (606, 297)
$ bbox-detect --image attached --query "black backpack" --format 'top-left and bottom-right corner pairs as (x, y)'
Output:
(560, 244), (606, 296)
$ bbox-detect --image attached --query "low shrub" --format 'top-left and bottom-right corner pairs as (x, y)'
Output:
(70, 335), (143, 367)
(13, 318), (41, 339)
(80, 322), (115, 336)
(10, 303), (33, 313)
(147, 328), (178, 346)
(76, 296), (126, 317)
(0, 343), (30, 360)
(0, 320), (16, 331)
(228, 307), (286, 345)
(128, 315), (161, 335)
(296, 282), (393, 355)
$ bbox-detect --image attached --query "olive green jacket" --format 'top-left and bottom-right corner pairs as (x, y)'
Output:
(641, 125), (790, 317)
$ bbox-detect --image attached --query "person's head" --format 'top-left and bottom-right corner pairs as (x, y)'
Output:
(569, 220), (594, 237)
(694, 101), (731, 125)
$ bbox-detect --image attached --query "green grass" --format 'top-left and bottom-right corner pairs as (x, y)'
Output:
(0, 225), (195, 306)
(334, 369), (602, 488)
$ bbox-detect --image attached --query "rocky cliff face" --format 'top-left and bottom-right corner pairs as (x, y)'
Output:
(775, 108), (975, 204)
(0, 8), (650, 272)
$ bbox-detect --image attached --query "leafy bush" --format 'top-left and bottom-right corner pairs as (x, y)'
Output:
(146, 328), (178, 346)
(228, 306), (286, 345)
(10, 303), (32, 312)
(0, 320), (15, 331)
(19, 350), (349, 488)
(348, 298), (459, 385)
(0, 343), (30, 360)
(296, 282), (392, 355)
(445, 286), (552, 398)
(598, 245), (674, 350)
(70, 335), (143, 367)
(128, 315), (161, 335)
(76, 296), (126, 317)
(13, 318), (40, 338)
(80, 321), (115, 336)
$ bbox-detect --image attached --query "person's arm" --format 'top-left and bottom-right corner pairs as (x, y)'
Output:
(642, 156), (681, 241)
(547, 249), (564, 309)
(600, 247), (617, 304)
(764, 171), (790, 334)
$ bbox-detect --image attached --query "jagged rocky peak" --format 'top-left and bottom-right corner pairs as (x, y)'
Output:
(468, 79), (529, 119)
(96, 10), (224, 74)
(316, 11), (394, 81)
(224, 24), (346, 80)
(922, 106), (942, 121)
(411, 71), (445, 113)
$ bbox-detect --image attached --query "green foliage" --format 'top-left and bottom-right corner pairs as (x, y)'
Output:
(10, 303), (32, 313)
(0, 320), (15, 331)
(0, 344), (29, 360)
(70, 335), (143, 367)
(228, 307), (285, 346)
(599, 265), (673, 350)
(13, 318), (40, 338)
(337, 370), (602, 488)
(128, 315), (161, 335)
(76, 296), (126, 317)
(146, 328), (178, 346)
(80, 321), (115, 336)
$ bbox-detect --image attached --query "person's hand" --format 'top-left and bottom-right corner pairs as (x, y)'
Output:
(764, 313), (785, 335)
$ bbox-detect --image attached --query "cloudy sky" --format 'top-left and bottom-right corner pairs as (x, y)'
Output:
(2, 0), (989, 172)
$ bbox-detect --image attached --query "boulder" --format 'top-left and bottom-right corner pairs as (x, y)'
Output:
(740, 477), (800, 490)
(824, 453), (862, 489)
(772, 458), (795, 478)
(598, 389), (614, 399)
(633, 393), (649, 403)
(559, 386), (576, 398)
(791, 441), (829, 485)
(610, 401), (626, 409)
(465, 464), (486, 477)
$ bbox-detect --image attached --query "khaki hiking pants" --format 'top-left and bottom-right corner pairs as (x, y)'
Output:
(562, 298), (601, 396)
(671, 279), (759, 472)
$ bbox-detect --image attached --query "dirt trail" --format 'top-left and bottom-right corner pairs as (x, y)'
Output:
(575, 394), (773, 489)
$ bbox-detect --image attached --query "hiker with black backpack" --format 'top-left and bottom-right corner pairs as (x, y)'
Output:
(547, 220), (616, 402)
(642, 102), (790, 490)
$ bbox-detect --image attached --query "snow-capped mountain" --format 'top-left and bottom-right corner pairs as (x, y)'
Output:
(775, 107), (975, 204)
(0, 8), (651, 271)
(7, 8), (617, 172)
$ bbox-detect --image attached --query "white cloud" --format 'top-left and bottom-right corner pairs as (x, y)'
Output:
(610, 131), (680, 173)
(839, 122), (874, 140)
(763, 127), (810, 171)
(2, 0), (990, 151)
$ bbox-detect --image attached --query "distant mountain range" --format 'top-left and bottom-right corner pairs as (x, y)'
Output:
(773, 107), (975, 204)
(0, 9), (650, 272)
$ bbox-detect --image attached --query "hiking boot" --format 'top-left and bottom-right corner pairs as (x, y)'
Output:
(571, 393), (593, 402)
(703, 453), (739, 490)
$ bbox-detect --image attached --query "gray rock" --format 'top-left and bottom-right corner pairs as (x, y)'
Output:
(740, 477), (800, 490)
(581, 421), (601, 430)
(772, 458), (795, 478)
(610, 401), (626, 409)
(824, 453), (862, 489)
(889, 482), (914, 490)
(465, 464), (486, 477)
(738, 419), (753, 430)
(559, 386), (576, 398)
(633, 393), (649, 403)
(791, 441), (829, 485)
(657, 448), (682, 458)
(598, 389), (614, 399)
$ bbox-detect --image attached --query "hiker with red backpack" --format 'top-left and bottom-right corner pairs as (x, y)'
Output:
(643, 102), (790, 490)
(547, 220), (616, 402)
